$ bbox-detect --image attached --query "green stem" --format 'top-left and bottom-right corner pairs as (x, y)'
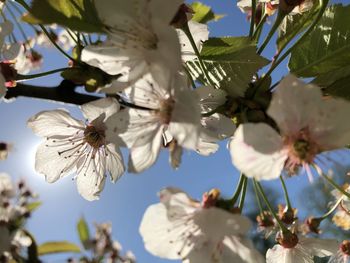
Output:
(230, 173), (246, 206)
(14, 0), (75, 62)
(318, 170), (350, 200)
(238, 176), (248, 211)
(182, 23), (214, 86)
(16, 67), (70, 81)
(253, 178), (264, 213)
(252, 14), (267, 41)
(280, 176), (292, 209)
(249, 0), (257, 38)
(319, 197), (342, 220)
(255, 180), (289, 233)
(257, 11), (286, 54)
(263, 0), (329, 90)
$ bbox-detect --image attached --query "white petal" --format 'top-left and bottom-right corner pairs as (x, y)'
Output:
(229, 123), (287, 180)
(267, 74), (322, 135)
(201, 114), (235, 141)
(139, 203), (198, 260)
(34, 140), (81, 183)
(299, 237), (339, 258)
(195, 86), (227, 113)
(310, 98), (350, 150)
(128, 128), (163, 173)
(76, 162), (106, 201)
(193, 208), (252, 242)
(184, 236), (264, 263)
(105, 143), (125, 182)
(196, 139), (219, 156)
(177, 21), (209, 62)
(266, 245), (297, 263)
(169, 88), (201, 150)
(0, 21), (13, 36)
(122, 73), (167, 109)
(80, 97), (120, 122)
(27, 109), (84, 138)
(106, 108), (162, 148)
(81, 42), (146, 77)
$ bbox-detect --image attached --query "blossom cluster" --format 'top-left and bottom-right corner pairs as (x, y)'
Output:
(1, 0), (350, 262)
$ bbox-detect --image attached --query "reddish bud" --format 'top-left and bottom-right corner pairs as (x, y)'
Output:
(341, 240), (350, 256)
(201, 189), (220, 208)
(305, 217), (321, 234)
(278, 204), (297, 225)
(257, 211), (275, 228)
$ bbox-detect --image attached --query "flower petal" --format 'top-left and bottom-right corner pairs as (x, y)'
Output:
(195, 86), (227, 113)
(299, 237), (338, 258)
(267, 74), (322, 136)
(229, 123), (287, 180)
(80, 97), (120, 122)
(105, 143), (125, 182)
(27, 109), (84, 138)
(128, 127), (163, 173)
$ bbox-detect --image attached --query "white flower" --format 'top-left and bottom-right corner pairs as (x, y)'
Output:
(177, 21), (209, 62)
(106, 73), (201, 173)
(139, 188), (263, 263)
(0, 21), (21, 61)
(0, 173), (15, 198)
(229, 75), (350, 180)
(27, 98), (125, 201)
(14, 47), (43, 74)
(81, 0), (183, 91)
(266, 236), (338, 263)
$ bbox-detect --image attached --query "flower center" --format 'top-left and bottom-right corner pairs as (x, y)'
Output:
(159, 98), (175, 125)
(84, 125), (105, 149)
(284, 128), (319, 175)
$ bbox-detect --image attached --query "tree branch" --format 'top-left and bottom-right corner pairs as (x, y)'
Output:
(4, 80), (100, 105)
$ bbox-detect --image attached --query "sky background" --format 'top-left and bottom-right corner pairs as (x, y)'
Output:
(0, 0), (349, 262)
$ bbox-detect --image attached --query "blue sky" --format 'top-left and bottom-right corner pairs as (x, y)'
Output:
(0, 0), (349, 262)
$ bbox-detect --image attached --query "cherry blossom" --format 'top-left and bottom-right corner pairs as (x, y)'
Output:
(229, 74), (350, 181)
(139, 187), (264, 263)
(266, 235), (338, 263)
(81, 0), (183, 91)
(0, 173), (15, 198)
(27, 98), (125, 201)
(106, 73), (201, 173)
(329, 240), (350, 263)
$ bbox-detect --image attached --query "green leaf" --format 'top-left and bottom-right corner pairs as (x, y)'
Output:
(289, 4), (350, 77)
(77, 217), (90, 248)
(191, 2), (225, 24)
(313, 65), (350, 100)
(26, 201), (42, 212)
(277, 2), (321, 52)
(187, 37), (269, 97)
(38, 241), (81, 255)
(24, 0), (104, 33)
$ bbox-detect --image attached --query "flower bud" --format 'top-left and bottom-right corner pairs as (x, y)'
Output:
(340, 240), (350, 256)
(201, 188), (220, 208)
(278, 204), (297, 225)
(305, 217), (321, 234)
(257, 211), (275, 228)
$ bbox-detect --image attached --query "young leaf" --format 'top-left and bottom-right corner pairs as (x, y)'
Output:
(313, 65), (350, 100)
(186, 37), (269, 97)
(38, 241), (81, 255)
(26, 201), (42, 212)
(24, 0), (104, 33)
(191, 2), (225, 24)
(289, 4), (350, 77)
(77, 217), (90, 248)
